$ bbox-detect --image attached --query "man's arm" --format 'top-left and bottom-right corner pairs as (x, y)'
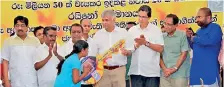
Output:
(160, 55), (167, 71)
(34, 46), (53, 70)
(34, 55), (52, 70)
(145, 42), (164, 53)
(174, 51), (188, 69)
(2, 60), (10, 85)
(172, 33), (190, 72)
(193, 25), (222, 46)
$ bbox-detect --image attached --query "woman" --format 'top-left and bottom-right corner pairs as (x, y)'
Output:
(54, 40), (91, 87)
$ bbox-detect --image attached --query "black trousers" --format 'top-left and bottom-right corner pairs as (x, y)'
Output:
(81, 84), (93, 87)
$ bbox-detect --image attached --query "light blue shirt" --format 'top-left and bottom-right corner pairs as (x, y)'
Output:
(54, 54), (81, 87)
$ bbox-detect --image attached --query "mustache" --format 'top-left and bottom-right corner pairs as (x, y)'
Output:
(18, 30), (24, 32)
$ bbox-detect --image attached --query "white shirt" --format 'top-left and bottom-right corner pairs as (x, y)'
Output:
(59, 37), (93, 58)
(128, 23), (164, 77)
(1, 35), (39, 87)
(89, 26), (134, 66)
(34, 43), (60, 87)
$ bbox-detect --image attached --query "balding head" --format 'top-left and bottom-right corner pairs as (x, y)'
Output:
(80, 18), (92, 34)
(199, 7), (212, 17)
(196, 7), (212, 27)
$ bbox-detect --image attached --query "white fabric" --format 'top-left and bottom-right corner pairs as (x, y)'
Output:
(89, 26), (134, 66)
(59, 37), (93, 58)
(190, 78), (219, 87)
(128, 23), (164, 77)
(58, 39), (74, 57)
(1, 36), (39, 87)
(34, 43), (60, 87)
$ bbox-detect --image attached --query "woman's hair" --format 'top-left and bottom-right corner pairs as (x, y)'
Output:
(187, 27), (196, 36)
(57, 40), (89, 75)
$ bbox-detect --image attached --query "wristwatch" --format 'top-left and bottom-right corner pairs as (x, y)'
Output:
(173, 66), (178, 70)
(145, 41), (150, 47)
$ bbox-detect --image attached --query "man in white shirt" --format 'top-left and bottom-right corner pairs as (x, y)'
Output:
(128, 5), (164, 87)
(34, 26), (64, 87)
(33, 26), (44, 44)
(59, 23), (84, 57)
(2, 16), (40, 87)
(90, 9), (134, 87)
(80, 18), (94, 87)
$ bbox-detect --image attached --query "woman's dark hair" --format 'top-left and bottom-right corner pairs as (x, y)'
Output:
(187, 27), (196, 36)
(57, 40), (89, 75)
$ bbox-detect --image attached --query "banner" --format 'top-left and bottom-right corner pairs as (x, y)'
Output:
(1, 0), (224, 49)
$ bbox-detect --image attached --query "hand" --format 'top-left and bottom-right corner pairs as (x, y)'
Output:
(134, 34), (147, 45)
(53, 42), (58, 56)
(48, 43), (53, 57)
(3, 80), (11, 87)
(134, 38), (146, 46)
(162, 68), (171, 78)
(83, 63), (92, 75)
(163, 68), (177, 78)
(120, 48), (131, 56)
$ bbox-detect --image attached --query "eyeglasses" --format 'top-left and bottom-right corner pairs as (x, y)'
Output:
(164, 22), (174, 26)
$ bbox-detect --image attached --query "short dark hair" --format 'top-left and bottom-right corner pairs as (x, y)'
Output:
(138, 5), (152, 17)
(127, 22), (137, 25)
(43, 26), (57, 35)
(70, 23), (83, 34)
(33, 26), (44, 36)
(166, 14), (179, 25)
(14, 16), (29, 26)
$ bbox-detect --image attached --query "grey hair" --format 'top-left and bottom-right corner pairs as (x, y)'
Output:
(101, 9), (116, 18)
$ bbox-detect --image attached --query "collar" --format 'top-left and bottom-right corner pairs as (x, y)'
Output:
(102, 26), (119, 33)
(166, 30), (178, 37)
(137, 23), (151, 31)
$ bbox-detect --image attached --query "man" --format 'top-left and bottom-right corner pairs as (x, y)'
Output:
(59, 23), (84, 57)
(89, 9), (133, 87)
(125, 21), (136, 87)
(128, 5), (164, 87)
(126, 22), (137, 31)
(1, 16), (40, 87)
(34, 26), (64, 87)
(160, 14), (190, 87)
(80, 18), (93, 42)
(80, 18), (94, 87)
(33, 26), (44, 44)
(187, 7), (222, 87)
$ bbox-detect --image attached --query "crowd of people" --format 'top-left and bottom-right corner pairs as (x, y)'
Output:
(0, 5), (223, 87)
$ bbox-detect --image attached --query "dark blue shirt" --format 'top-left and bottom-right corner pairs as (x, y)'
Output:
(189, 23), (222, 85)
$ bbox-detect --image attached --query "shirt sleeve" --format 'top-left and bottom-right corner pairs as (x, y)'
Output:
(33, 47), (43, 64)
(154, 27), (164, 45)
(58, 43), (67, 57)
(88, 33), (99, 57)
(187, 37), (193, 49)
(125, 30), (135, 51)
(193, 24), (223, 46)
(70, 56), (81, 70)
(181, 33), (190, 52)
(1, 39), (10, 61)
